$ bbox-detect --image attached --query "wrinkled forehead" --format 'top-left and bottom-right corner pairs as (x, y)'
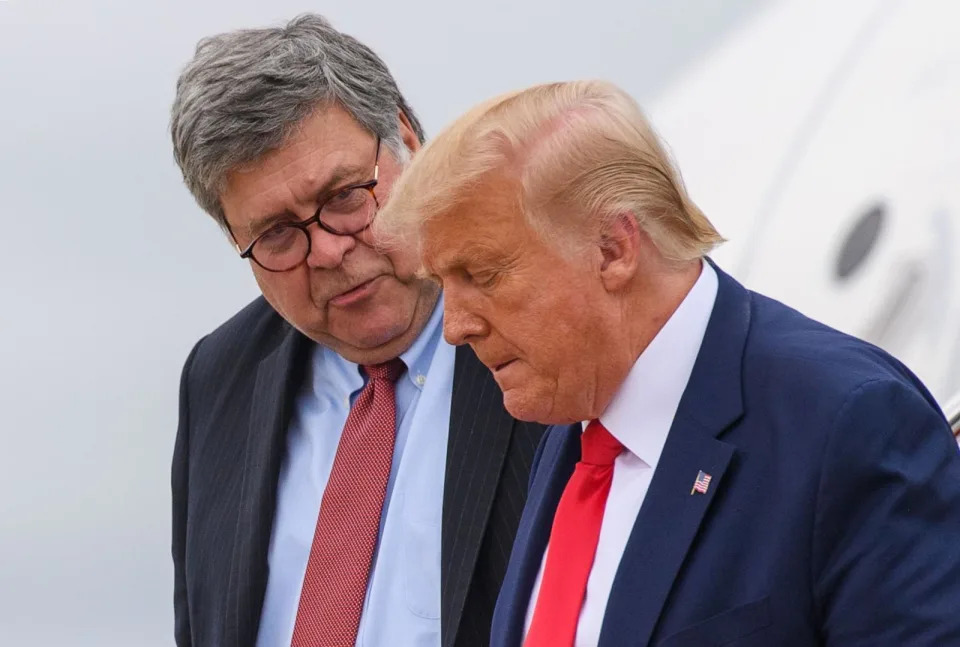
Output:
(221, 108), (376, 229)
(225, 145), (366, 204)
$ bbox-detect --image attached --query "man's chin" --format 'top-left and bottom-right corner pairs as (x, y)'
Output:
(310, 283), (438, 363)
(351, 325), (408, 350)
(502, 390), (548, 424)
(502, 389), (581, 426)
(320, 319), (414, 363)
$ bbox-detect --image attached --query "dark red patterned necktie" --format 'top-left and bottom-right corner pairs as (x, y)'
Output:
(291, 359), (405, 647)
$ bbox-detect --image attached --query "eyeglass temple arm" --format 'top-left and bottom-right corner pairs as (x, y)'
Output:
(222, 221), (244, 255)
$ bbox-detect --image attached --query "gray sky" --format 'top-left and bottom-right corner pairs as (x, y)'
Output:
(0, 1), (770, 644)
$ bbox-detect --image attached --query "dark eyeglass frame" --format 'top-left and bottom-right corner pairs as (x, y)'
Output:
(229, 136), (382, 272)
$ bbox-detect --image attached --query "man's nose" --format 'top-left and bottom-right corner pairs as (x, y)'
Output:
(443, 290), (489, 346)
(304, 225), (357, 270)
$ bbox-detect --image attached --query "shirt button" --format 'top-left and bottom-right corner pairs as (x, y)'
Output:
(416, 374), (426, 387)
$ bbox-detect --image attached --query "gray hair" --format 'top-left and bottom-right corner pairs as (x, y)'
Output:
(170, 13), (425, 229)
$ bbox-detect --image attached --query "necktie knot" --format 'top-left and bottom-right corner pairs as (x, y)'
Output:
(580, 419), (624, 466)
(363, 358), (406, 384)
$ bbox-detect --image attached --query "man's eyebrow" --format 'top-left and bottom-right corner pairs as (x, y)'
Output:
(246, 212), (295, 238)
(245, 162), (368, 237)
(439, 242), (508, 271)
(423, 242), (506, 281)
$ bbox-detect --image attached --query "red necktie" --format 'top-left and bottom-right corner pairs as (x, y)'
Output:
(291, 359), (406, 647)
(524, 419), (625, 647)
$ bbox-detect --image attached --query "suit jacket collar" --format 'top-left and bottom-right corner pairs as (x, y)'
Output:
(674, 258), (748, 437)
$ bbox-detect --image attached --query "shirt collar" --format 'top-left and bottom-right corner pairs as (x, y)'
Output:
(597, 260), (718, 469)
(397, 292), (444, 391)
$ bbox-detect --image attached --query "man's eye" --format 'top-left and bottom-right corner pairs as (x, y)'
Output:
(257, 226), (299, 251)
(325, 187), (367, 212)
(469, 270), (498, 288)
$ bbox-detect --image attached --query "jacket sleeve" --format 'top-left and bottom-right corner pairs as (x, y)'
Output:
(172, 340), (203, 647)
(813, 377), (960, 645)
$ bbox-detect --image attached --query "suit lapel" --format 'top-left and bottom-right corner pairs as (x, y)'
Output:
(599, 263), (752, 647)
(598, 426), (734, 647)
(441, 345), (518, 647)
(492, 425), (581, 647)
(225, 324), (310, 647)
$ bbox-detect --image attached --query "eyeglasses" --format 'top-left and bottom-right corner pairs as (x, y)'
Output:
(233, 136), (382, 272)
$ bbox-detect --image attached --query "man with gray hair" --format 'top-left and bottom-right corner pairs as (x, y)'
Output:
(169, 14), (544, 647)
(375, 80), (960, 646)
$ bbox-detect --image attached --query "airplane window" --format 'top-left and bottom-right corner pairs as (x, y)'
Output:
(835, 202), (886, 281)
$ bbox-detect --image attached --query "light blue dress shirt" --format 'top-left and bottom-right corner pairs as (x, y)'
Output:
(256, 298), (453, 647)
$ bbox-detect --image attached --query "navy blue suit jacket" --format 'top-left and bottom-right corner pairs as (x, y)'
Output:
(491, 264), (960, 647)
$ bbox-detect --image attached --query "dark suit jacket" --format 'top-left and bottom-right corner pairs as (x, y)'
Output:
(172, 297), (545, 647)
(492, 264), (960, 647)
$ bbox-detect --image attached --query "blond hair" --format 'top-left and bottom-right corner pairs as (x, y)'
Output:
(374, 80), (723, 262)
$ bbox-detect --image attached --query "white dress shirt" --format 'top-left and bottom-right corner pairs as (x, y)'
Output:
(524, 261), (718, 646)
(256, 297), (453, 647)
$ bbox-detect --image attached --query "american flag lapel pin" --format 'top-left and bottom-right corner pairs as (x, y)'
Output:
(690, 470), (712, 495)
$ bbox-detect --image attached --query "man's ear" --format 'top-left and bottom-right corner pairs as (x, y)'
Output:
(599, 212), (641, 292)
(398, 109), (421, 155)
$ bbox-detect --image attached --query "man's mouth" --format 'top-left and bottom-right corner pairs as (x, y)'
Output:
(329, 276), (383, 307)
(492, 359), (517, 373)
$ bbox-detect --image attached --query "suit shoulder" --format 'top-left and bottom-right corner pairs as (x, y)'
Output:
(741, 291), (936, 413)
(184, 296), (292, 385)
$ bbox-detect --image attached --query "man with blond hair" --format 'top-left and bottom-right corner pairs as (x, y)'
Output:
(374, 80), (960, 646)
